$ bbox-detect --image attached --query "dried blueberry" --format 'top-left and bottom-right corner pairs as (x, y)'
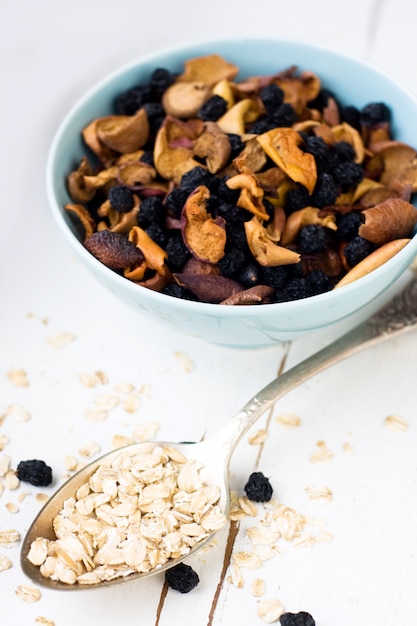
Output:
(16, 460), (53, 487)
(149, 67), (176, 99)
(143, 102), (165, 135)
(269, 102), (297, 127)
(165, 234), (190, 272)
(227, 133), (245, 159)
(308, 88), (339, 113)
(312, 172), (338, 208)
(244, 472), (273, 502)
(259, 265), (287, 291)
(259, 83), (284, 111)
(280, 611), (316, 626)
(332, 162), (364, 189)
(145, 224), (167, 248)
(137, 196), (165, 228)
(275, 277), (313, 302)
(218, 248), (247, 278)
(301, 136), (329, 172)
(198, 95), (228, 121)
(360, 102), (391, 127)
(298, 224), (328, 254)
(336, 212), (363, 240)
(306, 269), (332, 295)
(285, 185), (311, 212)
(180, 166), (213, 193)
(344, 235), (376, 267)
(114, 84), (152, 115)
(165, 187), (190, 218)
(341, 104), (361, 130)
(108, 185), (134, 213)
(237, 263), (260, 288)
(165, 563), (199, 593)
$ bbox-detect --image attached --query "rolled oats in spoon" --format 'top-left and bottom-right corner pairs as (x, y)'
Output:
(21, 278), (417, 589)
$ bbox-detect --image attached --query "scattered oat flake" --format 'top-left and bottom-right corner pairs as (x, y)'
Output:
(94, 370), (109, 385)
(78, 442), (101, 458)
(315, 530), (334, 543)
(84, 407), (108, 421)
(112, 434), (136, 448)
(114, 381), (135, 394)
(122, 393), (140, 414)
(174, 351), (195, 373)
(94, 393), (119, 411)
(342, 441), (354, 454)
(132, 421), (160, 442)
(17, 491), (29, 503)
(0, 455), (11, 477)
(35, 493), (49, 504)
(251, 577), (266, 597)
(64, 455), (79, 471)
(305, 485), (333, 503)
(15, 584), (41, 602)
(35, 618), (55, 626)
(78, 373), (98, 388)
(7, 403), (31, 422)
(257, 598), (285, 623)
(385, 414), (409, 432)
(5, 502), (19, 513)
(233, 551), (262, 569)
(5, 470), (20, 490)
(310, 440), (334, 464)
(248, 428), (267, 445)
(275, 412), (301, 427)
(0, 529), (20, 547)
(47, 332), (76, 349)
(0, 553), (12, 571)
(6, 368), (29, 387)
(0, 433), (9, 450)
(228, 562), (244, 588)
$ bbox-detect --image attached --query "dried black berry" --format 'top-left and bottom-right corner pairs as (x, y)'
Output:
(16, 460), (53, 487)
(165, 187), (190, 218)
(269, 102), (297, 127)
(140, 150), (155, 166)
(143, 102), (165, 135)
(285, 185), (311, 212)
(341, 104), (361, 130)
(180, 166), (213, 194)
(332, 162), (364, 189)
(108, 185), (134, 213)
(237, 263), (260, 288)
(312, 172), (338, 208)
(302, 136), (329, 172)
(198, 95), (228, 121)
(218, 248), (247, 278)
(360, 102), (391, 127)
(165, 234), (190, 272)
(259, 83), (285, 111)
(165, 563), (199, 593)
(306, 269), (332, 295)
(145, 224), (167, 248)
(308, 88), (337, 112)
(259, 265), (287, 291)
(227, 133), (245, 159)
(244, 472), (273, 502)
(137, 196), (165, 228)
(280, 611), (316, 626)
(149, 68), (176, 99)
(344, 235), (376, 267)
(275, 277), (313, 302)
(336, 212), (363, 241)
(114, 84), (152, 115)
(162, 283), (195, 300)
(298, 224), (328, 254)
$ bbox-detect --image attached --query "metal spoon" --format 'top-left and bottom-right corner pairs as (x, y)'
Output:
(21, 277), (417, 590)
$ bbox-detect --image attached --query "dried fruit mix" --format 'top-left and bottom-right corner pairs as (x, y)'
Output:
(65, 54), (417, 304)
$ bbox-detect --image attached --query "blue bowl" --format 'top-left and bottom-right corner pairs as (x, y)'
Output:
(46, 38), (417, 347)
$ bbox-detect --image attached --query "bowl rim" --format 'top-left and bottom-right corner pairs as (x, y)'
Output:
(46, 36), (417, 318)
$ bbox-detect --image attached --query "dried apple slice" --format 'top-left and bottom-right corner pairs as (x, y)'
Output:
(244, 217), (300, 266)
(181, 186), (226, 264)
(257, 128), (317, 194)
(359, 197), (417, 244)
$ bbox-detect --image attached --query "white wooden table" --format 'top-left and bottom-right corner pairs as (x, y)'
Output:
(1, 1), (417, 624)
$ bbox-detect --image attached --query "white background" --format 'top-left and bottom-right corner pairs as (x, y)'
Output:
(1, 1), (417, 625)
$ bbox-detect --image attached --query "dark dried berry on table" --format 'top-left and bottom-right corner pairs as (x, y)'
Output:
(165, 563), (200, 593)
(298, 224), (328, 254)
(108, 185), (134, 213)
(16, 460), (53, 487)
(280, 611), (316, 626)
(306, 268), (333, 295)
(259, 84), (285, 111)
(114, 84), (152, 115)
(137, 196), (165, 228)
(336, 212), (363, 241)
(244, 472), (273, 502)
(344, 235), (376, 267)
(360, 102), (391, 127)
(312, 172), (338, 208)
(84, 230), (145, 271)
(198, 95), (228, 121)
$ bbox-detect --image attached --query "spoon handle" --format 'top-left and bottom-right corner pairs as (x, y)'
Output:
(215, 276), (417, 455)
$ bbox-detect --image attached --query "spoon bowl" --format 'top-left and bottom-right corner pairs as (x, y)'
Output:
(21, 277), (417, 589)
